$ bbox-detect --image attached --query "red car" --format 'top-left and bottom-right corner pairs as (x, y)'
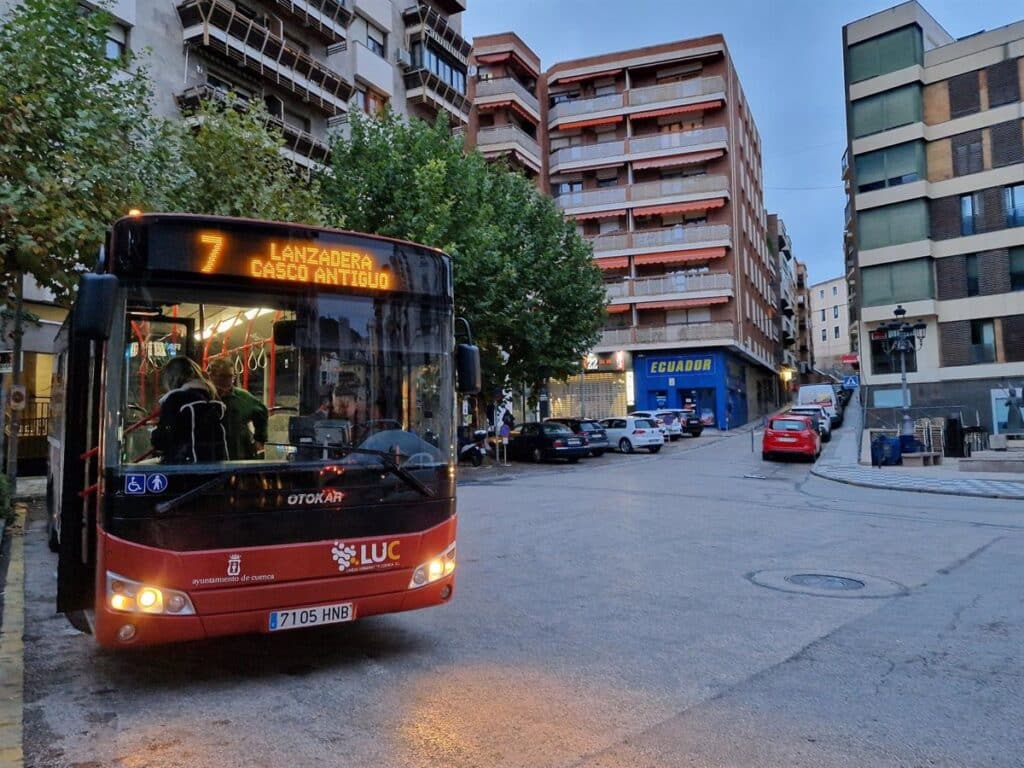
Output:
(762, 414), (821, 462)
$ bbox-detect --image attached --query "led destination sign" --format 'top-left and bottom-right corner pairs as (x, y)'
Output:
(198, 232), (393, 290)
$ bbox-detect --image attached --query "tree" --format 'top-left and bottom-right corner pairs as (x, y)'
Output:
(143, 96), (326, 225)
(321, 110), (605, 401)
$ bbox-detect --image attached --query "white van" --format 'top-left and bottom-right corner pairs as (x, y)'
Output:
(797, 384), (842, 428)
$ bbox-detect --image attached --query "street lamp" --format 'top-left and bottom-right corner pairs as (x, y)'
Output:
(878, 305), (927, 436)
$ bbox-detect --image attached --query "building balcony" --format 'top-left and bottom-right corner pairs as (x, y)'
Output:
(557, 175), (729, 217)
(475, 124), (541, 173)
(402, 3), (471, 65)
(352, 40), (394, 96)
(474, 76), (540, 122)
(425, 0), (465, 14)
(548, 75), (726, 126)
(268, 0), (350, 45)
(403, 68), (470, 123)
(605, 271), (734, 305)
(177, 0), (353, 117)
(176, 84), (330, 167)
(590, 223), (731, 257)
(595, 321), (736, 350)
(549, 125), (728, 174)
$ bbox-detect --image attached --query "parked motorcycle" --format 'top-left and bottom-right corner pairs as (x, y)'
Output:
(458, 428), (490, 466)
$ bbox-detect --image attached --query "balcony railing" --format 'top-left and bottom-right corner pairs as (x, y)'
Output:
(475, 124), (541, 166)
(550, 139), (626, 170)
(606, 272), (733, 302)
(177, 0), (353, 115)
(269, 0), (350, 44)
(475, 77), (540, 117)
(627, 126), (728, 156)
(404, 68), (471, 120)
(556, 186), (628, 209)
(627, 75), (725, 107)
(557, 175), (728, 211)
(598, 321), (736, 347)
(549, 75), (726, 123)
(402, 4), (471, 62)
(591, 224), (731, 253)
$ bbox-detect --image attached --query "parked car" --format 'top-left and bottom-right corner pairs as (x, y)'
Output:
(545, 417), (610, 457)
(671, 409), (704, 437)
(798, 384), (842, 428)
(787, 405), (832, 443)
(630, 410), (680, 441)
(599, 417), (664, 454)
(507, 422), (588, 463)
(762, 414), (821, 462)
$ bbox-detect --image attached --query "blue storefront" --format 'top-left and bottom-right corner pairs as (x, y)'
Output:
(633, 350), (749, 430)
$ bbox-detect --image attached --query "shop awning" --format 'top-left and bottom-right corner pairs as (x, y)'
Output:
(595, 256), (629, 269)
(636, 296), (730, 311)
(475, 52), (510, 64)
(633, 247), (728, 266)
(631, 149), (725, 170)
(633, 198), (726, 217)
(571, 208), (626, 220)
(558, 115), (624, 131)
(552, 67), (622, 85)
(632, 100), (723, 121)
(606, 303), (631, 313)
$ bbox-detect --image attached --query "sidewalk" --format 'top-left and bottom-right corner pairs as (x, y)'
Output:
(810, 398), (1024, 501)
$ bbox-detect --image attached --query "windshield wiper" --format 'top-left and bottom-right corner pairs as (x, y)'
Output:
(266, 442), (436, 498)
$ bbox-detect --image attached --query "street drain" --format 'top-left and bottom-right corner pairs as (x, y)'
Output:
(784, 573), (865, 591)
(746, 569), (908, 599)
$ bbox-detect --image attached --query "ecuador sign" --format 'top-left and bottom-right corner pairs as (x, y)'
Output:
(645, 355), (715, 377)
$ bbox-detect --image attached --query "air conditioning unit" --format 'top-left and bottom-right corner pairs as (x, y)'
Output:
(396, 48), (413, 70)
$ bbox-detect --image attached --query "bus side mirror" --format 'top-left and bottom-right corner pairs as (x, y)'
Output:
(73, 274), (119, 340)
(456, 344), (481, 394)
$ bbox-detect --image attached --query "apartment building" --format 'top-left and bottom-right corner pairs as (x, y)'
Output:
(768, 214), (799, 390)
(794, 260), (817, 384)
(809, 276), (851, 371)
(843, 1), (1024, 433)
(472, 35), (781, 428)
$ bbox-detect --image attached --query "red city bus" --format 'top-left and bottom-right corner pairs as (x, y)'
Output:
(48, 213), (479, 648)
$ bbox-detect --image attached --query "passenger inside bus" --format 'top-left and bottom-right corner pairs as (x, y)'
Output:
(206, 357), (269, 460)
(151, 357), (228, 464)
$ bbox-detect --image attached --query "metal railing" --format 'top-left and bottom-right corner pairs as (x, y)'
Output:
(630, 174), (728, 201)
(627, 75), (725, 106)
(475, 77), (540, 115)
(590, 223), (731, 252)
(475, 124), (541, 161)
(555, 186), (628, 209)
(627, 126), (728, 155)
(598, 321), (735, 346)
(606, 272), (733, 302)
(548, 92), (625, 122)
(550, 139), (626, 169)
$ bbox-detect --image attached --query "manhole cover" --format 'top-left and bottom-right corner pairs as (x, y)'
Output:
(784, 573), (865, 591)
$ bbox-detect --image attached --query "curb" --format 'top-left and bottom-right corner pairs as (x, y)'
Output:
(0, 504), (25, 768)
(810, 464), (1024, 501)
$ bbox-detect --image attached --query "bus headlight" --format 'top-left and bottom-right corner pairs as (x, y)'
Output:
(408, 543), (456, 589)
(106, 572), (195, 615)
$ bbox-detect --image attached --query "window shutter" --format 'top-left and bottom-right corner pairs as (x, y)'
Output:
(986, 59), (1021, 108)
(948, 71), (980, 118)
(990, 120), (1024, 168)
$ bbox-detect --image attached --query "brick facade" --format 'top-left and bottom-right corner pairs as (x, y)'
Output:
(991, 120), (1024, 168)
(935, 255), (967, 300)
(1004, 314), (1024, 362)
(929, 195), (961, 240)
(978, 250), (1011, 295)
(939, 320), (971, 366)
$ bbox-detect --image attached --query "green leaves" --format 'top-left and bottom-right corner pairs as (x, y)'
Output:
(321, 111), (606, 399)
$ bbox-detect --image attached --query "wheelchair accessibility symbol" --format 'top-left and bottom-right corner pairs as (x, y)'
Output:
(125, 474), (146, 495)
(146, 474), (168, 494)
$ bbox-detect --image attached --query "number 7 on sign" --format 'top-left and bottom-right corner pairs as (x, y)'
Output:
(199, 233), (224, 273)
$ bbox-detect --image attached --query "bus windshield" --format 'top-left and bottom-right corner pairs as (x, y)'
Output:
(115, 283), (453, 470)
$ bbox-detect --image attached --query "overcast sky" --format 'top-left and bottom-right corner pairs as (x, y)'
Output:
(463, 0), (1017, 285)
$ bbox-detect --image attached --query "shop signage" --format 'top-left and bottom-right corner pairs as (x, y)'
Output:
(645, 355), (714, 377)
(584, 351), (627, 372)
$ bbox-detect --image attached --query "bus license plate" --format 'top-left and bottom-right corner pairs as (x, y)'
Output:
(268, 602), (354, 632)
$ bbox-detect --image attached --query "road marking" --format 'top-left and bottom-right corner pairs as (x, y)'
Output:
(0, 505), (25, 767)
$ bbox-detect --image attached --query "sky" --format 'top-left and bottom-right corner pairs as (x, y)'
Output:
(462, 0), (1016, 285)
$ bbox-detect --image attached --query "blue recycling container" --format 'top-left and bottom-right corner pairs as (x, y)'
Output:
(899, 434), (924, 454)
(871, 436), (903, 466)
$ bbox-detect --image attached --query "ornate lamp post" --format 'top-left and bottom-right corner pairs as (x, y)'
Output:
(878, 305), (927, 436)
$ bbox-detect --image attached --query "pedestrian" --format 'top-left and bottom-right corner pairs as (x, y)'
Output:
(206, 357), (269, 460)
(151, 357), (228, 464)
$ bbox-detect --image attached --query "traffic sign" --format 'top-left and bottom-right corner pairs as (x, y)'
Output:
(843, 375), (860, 389)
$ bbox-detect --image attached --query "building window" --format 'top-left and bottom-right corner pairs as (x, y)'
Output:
(833, 306), (840, 319)
(869, 334), (917, 375)
(832, 285), (838, 296)
(550, 90), (580, 106)
(857, 199), (928, 250)
(105, 22), (128, 63)
(365, 23), (385, 57)
(821, 328), (827, 342)
(966, 254), (980, 297)
(861, 258), (934, 307)
(354, 88), (387, 116)
(854, 141), (925, 192)
(848, 25), (923, 83)
(820, 309), (826, 321)
(834, 326), (841, 339)
(1006, 184), (1024, 228)
(554, 181), (582, 196)
(410, 42), (467, 94)
(283, 108), (311, 133)
(851, 85), (921, 138)
(596, 176), (618, 188)
(948, 71), (980, 119)
(987, 59), (1021, 107)
(969, 319), (995, 364)
(960, 193), (983, 236)
(1011, 247), (1024, 292)
(951, 132), (984, 177)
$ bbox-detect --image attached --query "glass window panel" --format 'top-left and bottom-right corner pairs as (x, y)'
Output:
(966, 254), (980, 296)
(852, 95), (884, 137)
(885, 85), (921, 128)
(862, 258), (934, 307)
(1007, 184), (1024, 227)
(849, 26), (923, 83)
(1010, 247), (1024, 291)
(855, 150), (885, 191)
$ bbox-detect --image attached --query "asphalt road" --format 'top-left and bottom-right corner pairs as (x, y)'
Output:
(21, 431), (1024, 767)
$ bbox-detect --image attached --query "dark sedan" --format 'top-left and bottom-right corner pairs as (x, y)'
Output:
(508, 422), (588, 463)
(671, 409), (704, 437)
(545, 417), (611, 456)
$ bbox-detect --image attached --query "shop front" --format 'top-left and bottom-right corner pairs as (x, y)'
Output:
(548, 351), (631, 419)
(632, 350), (750, 430)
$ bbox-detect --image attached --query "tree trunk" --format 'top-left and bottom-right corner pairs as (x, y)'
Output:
(5, 272), (24, 495)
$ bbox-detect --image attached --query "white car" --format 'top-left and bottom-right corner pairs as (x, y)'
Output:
(599, 417), (664, 454)
(788, 405), (832, 443)
(630, 410), (681, 441)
